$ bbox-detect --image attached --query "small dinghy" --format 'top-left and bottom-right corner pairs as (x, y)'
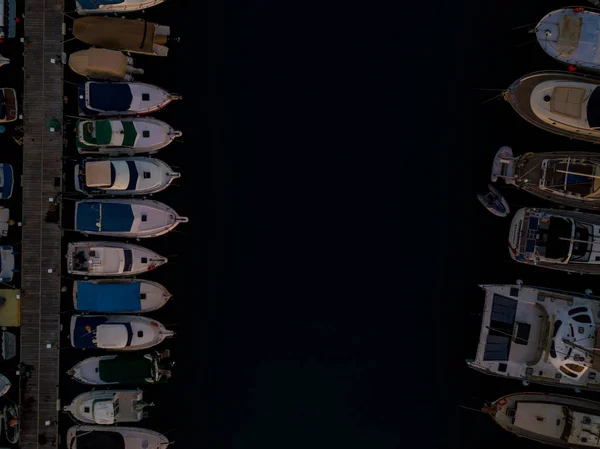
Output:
(477, 184), (510, 217)
(74, 199), (188, 238)
(0, 89), (16, 123)
(0, 164), (14, 199)
(67, 350), (173, 385)
(3, 405), (19, 444)
(484, 392), (600, 447)
(75, 118), (181, 155)
(69, 49), (144, 81)
(0, 375), (11, 398)
(78, 81), (181, 117)
(63, 389), (152, 424)
(74, 17), (175, 57)
(67, 426), (170, 449)
(536, 7), (600, 74)
(70, 314), (174, 350)
(505, 71), (600, 143)
(73, 279), (172, 313)
(0, 246), (16, 282)
(67, 241), (168, 276)
(74, 158), (180, 196)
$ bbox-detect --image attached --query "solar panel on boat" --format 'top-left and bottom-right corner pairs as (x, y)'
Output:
(528, 216), (539, 230)
(525, 239), (536, 253)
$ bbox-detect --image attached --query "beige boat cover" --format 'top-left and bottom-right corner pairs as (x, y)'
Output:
(85, 161), (112, 187)
(557, 13), (582, 56)
(69, 48), (128, 81)
(74, 17), (160, 55)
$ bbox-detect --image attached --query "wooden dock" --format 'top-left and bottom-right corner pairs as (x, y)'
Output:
(20, 0), (64, 446)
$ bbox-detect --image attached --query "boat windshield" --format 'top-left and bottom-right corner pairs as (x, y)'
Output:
(534, 217), (574, 262)
(543, 160), (600, 198)
(588, 88), (600, 129)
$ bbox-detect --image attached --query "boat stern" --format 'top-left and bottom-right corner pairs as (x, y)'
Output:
(491, 146), (515, 183)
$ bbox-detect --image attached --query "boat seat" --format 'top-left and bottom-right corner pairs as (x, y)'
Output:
(550, 87), (586, 118)
(557, 14), (582, 55)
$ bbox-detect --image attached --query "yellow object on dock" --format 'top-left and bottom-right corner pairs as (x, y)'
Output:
(0, 289), (21, 326)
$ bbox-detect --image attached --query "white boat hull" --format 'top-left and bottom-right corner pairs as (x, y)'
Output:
(67, 425), (170, 449)
(66, 241), (168, 276)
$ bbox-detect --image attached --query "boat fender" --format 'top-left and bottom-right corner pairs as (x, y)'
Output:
(497, 398), (508, 406)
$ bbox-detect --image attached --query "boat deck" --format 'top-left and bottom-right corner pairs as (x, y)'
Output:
(20, 0), (64, 446)
(505, 71), (600, 144)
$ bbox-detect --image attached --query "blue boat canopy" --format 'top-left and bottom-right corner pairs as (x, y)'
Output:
(0, 164), (14, 199)
(77, 0), (123, 9)
(88, 83), (133, 111)
(75, 202), (135, 233)
(76, 282), (142, 312)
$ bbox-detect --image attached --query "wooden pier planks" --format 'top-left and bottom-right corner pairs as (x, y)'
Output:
(21, 0), (64, 447)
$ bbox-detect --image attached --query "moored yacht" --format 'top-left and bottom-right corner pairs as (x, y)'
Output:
(66, 426), (171, 449)
(76, 118), (181, 155)
(74, 199), (188, 238)
(66, 241), (168, 276)
(63, 390), (152, 424)
(492, 146), (600, 210)
(73, 279), (172, 313)
(67, 351), (172, 385)
(468, 282), (600, 392)
(69, 49), (144, 81)
(485, 392), (600, 447)
(508, 207), (600, 274)
(78, 81), (180, 117)
(75, 0), (164, 15)
(505, 71), (600, 143)
(70, 314), (174, 350)
(74, 158), (180, 196)
(536, 7), (600, 74)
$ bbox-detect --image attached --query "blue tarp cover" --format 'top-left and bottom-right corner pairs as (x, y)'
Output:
(77, 0), (123, 10)
(72, 315), (108, 348)
(0, 164), (14, 199)
(76, 282), (142, 312)
(76, 202), (135, 233)
(88, 83), (133, 111)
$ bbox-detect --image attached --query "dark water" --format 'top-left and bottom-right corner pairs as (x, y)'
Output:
(0, 0), (594, 447)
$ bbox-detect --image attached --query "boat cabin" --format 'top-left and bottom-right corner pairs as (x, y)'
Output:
(0, 89), (17, 123)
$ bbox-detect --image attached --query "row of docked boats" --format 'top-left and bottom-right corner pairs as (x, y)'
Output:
(471, 6), (600, 449)
(54, 5), (182, 448)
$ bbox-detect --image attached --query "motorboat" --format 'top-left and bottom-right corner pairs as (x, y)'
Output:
(75, 0), (164, 15)
(74, 199), (188, 238)
(508, 207), (600, 274)
(73, 279), (172, 313)
(67, 350), (173, 385)
(468, 282), (600, 392)
(75, 118), (181, 155)
(484, 392), (600, 447)
(70, 314), (174, 350)
(505, 71), (600, 143)
(63, 389), (152, 424)
(0, 246), (15, 282)
(492, 146), (600, 210)
(477, 184), (510, 217)
(66, 426), (170, 449)
(0, 164), (14, 199)
(73, 17), (175, 57)
(74, 158), (180, 196)
(78, 81), (181, 116)
(536, 7), (600, 74)
(0, 89), (17, 123)
(0, 374), (11, 398)
(69, 49), (144, 81)
(66, 241), (167, 276)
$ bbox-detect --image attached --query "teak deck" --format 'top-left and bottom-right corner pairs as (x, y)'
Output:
(20, 0), (64, 446)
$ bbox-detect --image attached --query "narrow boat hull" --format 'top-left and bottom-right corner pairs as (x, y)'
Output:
(66, 425), (169, 449)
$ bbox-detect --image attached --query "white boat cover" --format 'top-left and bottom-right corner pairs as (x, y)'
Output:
(96, 324), (129, 348)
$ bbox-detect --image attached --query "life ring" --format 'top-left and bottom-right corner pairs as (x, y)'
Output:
(497, 398), (508, 406)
